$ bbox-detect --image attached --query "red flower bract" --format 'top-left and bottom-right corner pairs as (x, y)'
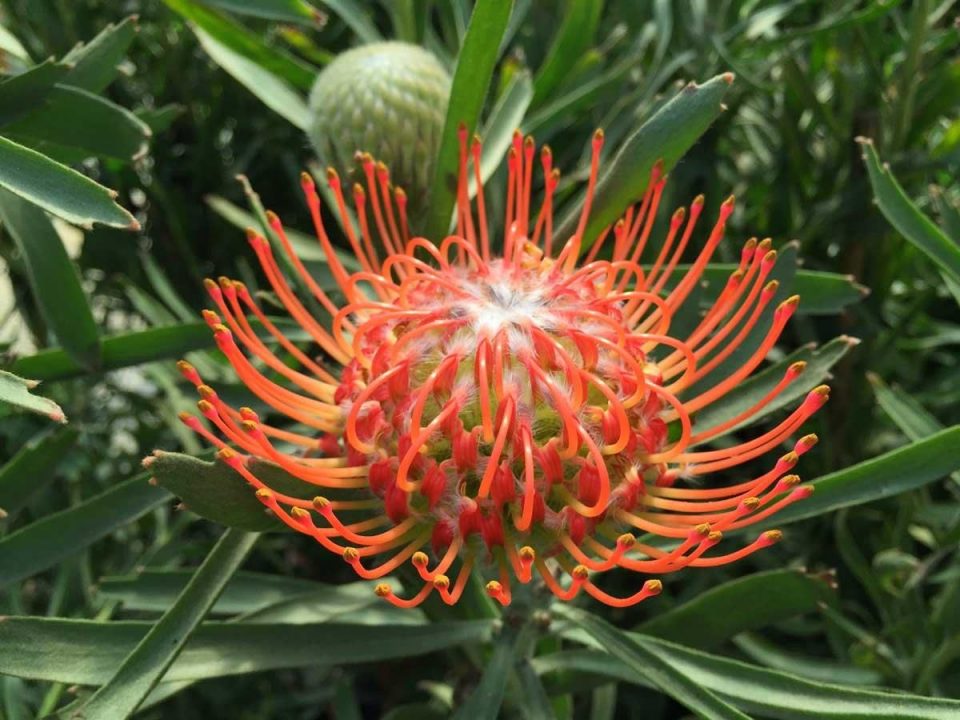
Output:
(178, 128), (827, 608)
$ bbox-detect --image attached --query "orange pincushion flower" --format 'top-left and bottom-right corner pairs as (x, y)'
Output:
(178, 128), (826, 608)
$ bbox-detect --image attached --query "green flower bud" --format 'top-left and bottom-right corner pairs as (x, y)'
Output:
(307, 42), (451, 217)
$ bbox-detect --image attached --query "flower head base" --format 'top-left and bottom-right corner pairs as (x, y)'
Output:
(179, 128), (826, 608)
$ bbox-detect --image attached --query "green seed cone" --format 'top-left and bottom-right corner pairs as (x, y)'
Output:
(307, 42), (451, 219)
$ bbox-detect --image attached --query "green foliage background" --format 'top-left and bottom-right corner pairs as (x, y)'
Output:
(0, 1), (959, 718)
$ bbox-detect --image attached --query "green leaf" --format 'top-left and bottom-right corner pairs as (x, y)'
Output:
(0, 188), (101, 370)
(694, 336), (859, 439)
(637, 569), (835, 650)
(193, 26), (309, 129)
(555, 607), (750, 720)
(205, 193), (358, 269)
(145, 451), (308, 531)
(97, 569), (360, 616)
(0, 466), (171, 588)
(859, 138), (960, 284)
(4, 85), (152, 161)
(554, 73), (734, 249)
(316, 0), (381, 44)
(732, 633), (884, 687)
(198, 0), (324, 25)
(535, 637), (960, 720)
(135, 103), (185, 134)
(869, 373), (960, 485)
(164, 0), (316, 90)
(515, 659), (555, 720)
(72, 529), (259, 720)
(0, 426), (78, 519)
(666, 264), (867, 316)
(768, 426), (960, 528)
(11, 323), (211, 381)
(0, 59), (71, 126)
(452, 626), (518, 720)
(473, 68), (534, 191)
(531, 0), (604, 106)
(0, 135), (139, 229)
(61, 15), (139, 93)
(0, 370), (66, 423)
(423, 0), (514, 240)
(0, 618), (493, 684)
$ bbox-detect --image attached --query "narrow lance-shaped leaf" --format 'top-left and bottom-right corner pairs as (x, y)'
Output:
(5, 85), (153, 162)
(555, 73), (734, 249)
(556, 606), (750, 720)
(0, 188), (101, 370)
(61, 15), (140, 93)
(0, 617), (495, 685)
(199, 0), (325, 25)
(72, 528), (259, 720)
(452, 625), (519, 720)
(423, 0), (514, 240)
(859, 138), (960, 284)
(0, 427), (78, 518)
(0, 59), (71, 125)
(0, 135), (139, 229)
(535, 636), (960, 720)
(636, 569), (836, 650)
(761, 426), (960, 528)
(0, 464), (175, 588)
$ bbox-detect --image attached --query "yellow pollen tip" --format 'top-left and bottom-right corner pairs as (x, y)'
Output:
(764, 280), (780, 293)
(764, 530), (784, 543)
(312, 496), (330, 511)
(781, 451), (799, 465)
(645, 579), (663, 594)
(342, 547), (358, 562)
(201, 309), (219, 322)
(801, 433), (819, 446)
(790, 361), (807, 374)
(708, 531), (723, 542)
(485, 580), (503, 596)
(240, 420), (257, 433)
(743, 497), (760, 510)
(433, 575), (450, 589)
(411, 551), (428, 567)
(781, 474), (801, 487)
(812, 385), (830, 396)
(757, 238), (772, 251)
(519, 546), (536, 562)
(572, 565), (590, 580)
(203, 278), (218, 291)
(197, 384), (215, 399)
(265, 210), (279, 224)
(325, 167), (339, 182)
(216, 447), (235, 460)
(617, 533), (636, 549)
(196, 399), (214, 413)
(763, 249), (778, 263)
(255, 488), (272, 500)
(695, 523), (711, 536)
(374, 583), (392, 597)
(289, 506), (309, 521)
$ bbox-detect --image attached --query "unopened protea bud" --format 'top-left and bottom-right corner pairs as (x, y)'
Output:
(179, 126), (827, 609)
(307, 42), (450, 216)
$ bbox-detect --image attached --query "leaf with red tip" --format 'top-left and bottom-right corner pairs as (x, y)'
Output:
(0, 135), (139, 229)
(0, 370), (67, 424)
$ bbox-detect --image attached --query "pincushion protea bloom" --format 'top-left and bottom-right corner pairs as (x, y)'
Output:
(177, 128), (827, 609)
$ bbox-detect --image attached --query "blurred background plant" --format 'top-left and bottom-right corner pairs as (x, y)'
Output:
(0, 1), (959, 718)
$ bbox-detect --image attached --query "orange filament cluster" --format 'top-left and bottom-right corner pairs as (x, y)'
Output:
(177, 128), (827, 608)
